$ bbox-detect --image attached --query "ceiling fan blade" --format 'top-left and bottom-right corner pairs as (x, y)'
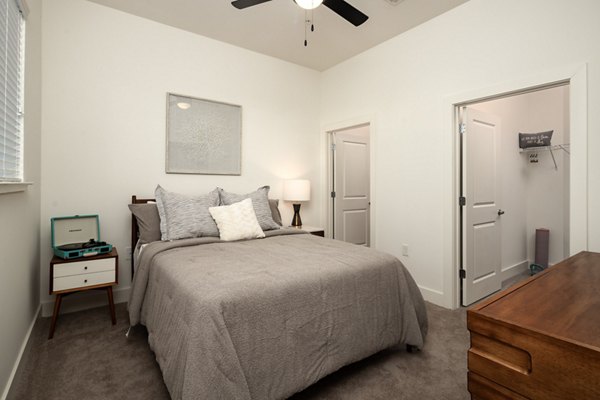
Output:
(231, 0), (272, 9)
(322, 0), (368, 26)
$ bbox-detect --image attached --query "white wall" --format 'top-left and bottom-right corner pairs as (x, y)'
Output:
(0, 0), (42, 396)
(40, 0), (322, 315)
(321, 0), (600, 307)
(523, 86), (570, 266)
(473, 85), (570, 270)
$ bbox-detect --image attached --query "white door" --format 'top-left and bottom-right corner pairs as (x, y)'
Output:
(333, 125), (370, 246)
(462, 108), (503, 306)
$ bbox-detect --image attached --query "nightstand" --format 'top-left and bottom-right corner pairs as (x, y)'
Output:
(48, 248), (118, 339)
(290, 225), (325, 237)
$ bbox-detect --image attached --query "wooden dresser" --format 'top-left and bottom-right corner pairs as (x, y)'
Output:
(467, 251), (600, 400)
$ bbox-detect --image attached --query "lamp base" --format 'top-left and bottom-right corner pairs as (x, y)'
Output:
(291, 204), (302, 227)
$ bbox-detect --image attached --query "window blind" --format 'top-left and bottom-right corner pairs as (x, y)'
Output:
(0, 0), (24, 182)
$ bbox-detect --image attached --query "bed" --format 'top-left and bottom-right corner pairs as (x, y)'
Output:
(128, 195), (428, 400)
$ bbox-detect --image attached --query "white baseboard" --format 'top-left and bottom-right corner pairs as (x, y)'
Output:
(1, 304), (41, 400)
(418, 285), (446, 307)
(500, 260), (529, 282)
(41, 286), (130, 318)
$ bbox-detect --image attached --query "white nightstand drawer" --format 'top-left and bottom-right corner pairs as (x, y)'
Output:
(53, 270), (116, 292)
(53, 257), (115, 278)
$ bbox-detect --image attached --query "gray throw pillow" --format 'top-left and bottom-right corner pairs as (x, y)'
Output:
(218, 186), (280, 231)
(155, 185), (220, 240)
(128, 203), (161, 244)
(268, 199), (282, 226)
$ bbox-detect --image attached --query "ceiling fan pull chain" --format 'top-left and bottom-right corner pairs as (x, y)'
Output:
(311, 9), (315, 32)
(304, 10), (308, 46)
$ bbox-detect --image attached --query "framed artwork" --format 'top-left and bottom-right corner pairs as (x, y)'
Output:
(166, 93), (242, 175)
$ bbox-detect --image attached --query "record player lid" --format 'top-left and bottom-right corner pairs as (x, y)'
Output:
(51, 215), (100, 248)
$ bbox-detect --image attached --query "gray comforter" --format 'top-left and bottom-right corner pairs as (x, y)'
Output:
(129, 230), (428, 400)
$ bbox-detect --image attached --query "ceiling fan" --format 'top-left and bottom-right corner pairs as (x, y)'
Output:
(231, 0), (369, 27)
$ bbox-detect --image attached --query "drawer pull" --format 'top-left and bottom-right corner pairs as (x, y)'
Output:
(84, 266), (88, 270)
(84, 279), (88, 283)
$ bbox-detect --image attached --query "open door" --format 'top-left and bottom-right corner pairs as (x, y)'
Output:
(462, 108), (503, 306)
(332, 125), (370, 246)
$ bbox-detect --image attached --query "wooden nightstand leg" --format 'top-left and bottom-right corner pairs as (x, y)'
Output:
(107, 287), (116, 325)
(48, 294), (63, 339)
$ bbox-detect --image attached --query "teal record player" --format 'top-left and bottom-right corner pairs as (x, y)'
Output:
(51, 215), (113, 259)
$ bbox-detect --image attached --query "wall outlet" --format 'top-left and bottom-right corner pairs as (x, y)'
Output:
(125, 246), (132, 261)
(402, 244), (409, 257)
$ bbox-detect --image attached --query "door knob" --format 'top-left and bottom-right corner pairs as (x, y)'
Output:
(497, 209), (505, 216)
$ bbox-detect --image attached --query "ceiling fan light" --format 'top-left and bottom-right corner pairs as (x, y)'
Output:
(295, 0), (323, 10)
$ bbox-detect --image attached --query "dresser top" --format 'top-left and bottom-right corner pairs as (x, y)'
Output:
(471, 251), (600, 350)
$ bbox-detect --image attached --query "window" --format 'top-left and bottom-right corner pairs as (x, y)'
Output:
(0, 0), (25, 182)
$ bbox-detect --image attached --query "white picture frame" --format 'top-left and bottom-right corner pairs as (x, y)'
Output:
(166, 93), (242, 175)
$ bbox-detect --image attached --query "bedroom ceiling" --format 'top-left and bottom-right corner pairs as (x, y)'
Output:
(86, 0), (469, 71)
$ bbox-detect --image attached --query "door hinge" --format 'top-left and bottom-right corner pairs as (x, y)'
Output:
(331, 143), (336, 151)
(459, 123), (466, 134)
(459, 269), (466, 279)
(331, 191), (336, 198)
(459, 196), (466, 206)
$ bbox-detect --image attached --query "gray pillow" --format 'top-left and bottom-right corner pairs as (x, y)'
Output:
(218, 186), (280, 231)
(155, 185), (220, 240)
(128, 203), (161, 244)
(269, 199), (282, 226)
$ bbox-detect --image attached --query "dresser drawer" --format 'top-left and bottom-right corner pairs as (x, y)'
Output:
(53, 257), (115, 278)
(53, 270), (116, 292)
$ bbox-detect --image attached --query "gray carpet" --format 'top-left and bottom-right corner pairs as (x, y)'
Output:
(8, 301), (469, 400)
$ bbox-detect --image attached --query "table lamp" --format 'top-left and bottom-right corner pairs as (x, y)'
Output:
(283, 179), (310, 226)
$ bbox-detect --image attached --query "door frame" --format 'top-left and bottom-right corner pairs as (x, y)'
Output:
(322, 116), (376, 246)
(445, 64), (588, 309)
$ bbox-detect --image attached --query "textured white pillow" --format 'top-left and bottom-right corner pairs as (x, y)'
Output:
(209, 198), (265, 241)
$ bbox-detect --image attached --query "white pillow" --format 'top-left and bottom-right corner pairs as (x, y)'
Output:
(209, 198), (265, 241)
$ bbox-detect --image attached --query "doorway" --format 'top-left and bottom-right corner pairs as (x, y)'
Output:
(459, 84), (571, 306)
(329, 124), (370, 246)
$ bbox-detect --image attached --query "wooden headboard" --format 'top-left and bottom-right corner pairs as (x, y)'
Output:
(130, 195), (155, 278)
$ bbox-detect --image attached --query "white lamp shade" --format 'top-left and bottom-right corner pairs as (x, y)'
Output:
(295, 0), (323, 10)
(283, 179), (311, 202)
